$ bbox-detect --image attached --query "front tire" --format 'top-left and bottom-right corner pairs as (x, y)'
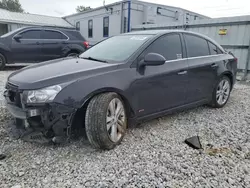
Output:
(85, 93), (127, 150)
(209, 76), (231, 108)
(0, 53), (6, 70)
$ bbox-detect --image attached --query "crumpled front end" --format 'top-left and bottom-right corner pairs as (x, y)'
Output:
(4, 82), (77, 144)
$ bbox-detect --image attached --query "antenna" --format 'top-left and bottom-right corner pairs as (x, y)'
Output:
(103, 0), (108, 11)
(103, 0), (113, 14)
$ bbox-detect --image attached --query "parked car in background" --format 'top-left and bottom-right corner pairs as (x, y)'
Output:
(4, 30), (237, 150)
(0, 26), (89, 69)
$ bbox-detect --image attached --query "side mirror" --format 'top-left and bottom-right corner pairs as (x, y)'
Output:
(13, 34), (22, 41)
(140, 53), (166, 67)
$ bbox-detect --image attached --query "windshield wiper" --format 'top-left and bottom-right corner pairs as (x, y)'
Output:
(80, 56), (107, 63)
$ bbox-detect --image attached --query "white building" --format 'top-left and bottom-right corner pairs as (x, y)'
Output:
(64, 0), (209, 45)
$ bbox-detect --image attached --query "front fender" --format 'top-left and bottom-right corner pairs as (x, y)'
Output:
(53, 68), (137, 115)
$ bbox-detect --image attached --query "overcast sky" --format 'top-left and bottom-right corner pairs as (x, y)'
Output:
(19, 0), (250, 18)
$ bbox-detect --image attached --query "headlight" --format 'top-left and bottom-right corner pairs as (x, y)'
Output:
(27, 85), (62, 103)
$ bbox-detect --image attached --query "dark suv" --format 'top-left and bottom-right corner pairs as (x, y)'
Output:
(4, 30), (237, 150)
(0, 26), (89, 69)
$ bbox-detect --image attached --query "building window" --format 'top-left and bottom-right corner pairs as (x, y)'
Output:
(76, 21), (80, 31)
(123, 17), (127, 33)
(88, 20), (93, 38)
(103, 17), (109, 37)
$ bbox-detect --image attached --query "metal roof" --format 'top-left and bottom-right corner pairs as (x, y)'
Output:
(0, 8), (73, 28)
(133, 15), (250, 30)
(64, 0), (209, 19)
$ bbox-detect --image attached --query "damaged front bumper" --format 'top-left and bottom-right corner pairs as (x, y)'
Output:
(4, 90), (76, 144)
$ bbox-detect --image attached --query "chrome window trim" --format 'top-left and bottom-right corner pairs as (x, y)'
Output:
(164, 54), (226, 64)
(12, 29), (69, 41)
(43, 29), (69, 41)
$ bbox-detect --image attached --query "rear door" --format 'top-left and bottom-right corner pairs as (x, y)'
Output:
(40, 29), (68, 61)
(184, 33), (218, 103)
(11, 29), (42, 63)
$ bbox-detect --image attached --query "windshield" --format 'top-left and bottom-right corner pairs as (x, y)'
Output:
(0, 28), (24, 38)
(80, 35), (153, 62)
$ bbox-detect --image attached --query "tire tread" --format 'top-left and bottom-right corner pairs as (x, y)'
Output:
(85, 92), (126, 150)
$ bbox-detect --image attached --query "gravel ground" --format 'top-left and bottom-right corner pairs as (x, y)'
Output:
(0, 70), (250, 188)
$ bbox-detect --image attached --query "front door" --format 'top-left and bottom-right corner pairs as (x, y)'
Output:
(11, 29), (42, 63)
(131, 33), (189, 117)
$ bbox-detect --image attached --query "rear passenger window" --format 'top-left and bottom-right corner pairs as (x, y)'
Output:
(208, 41), (224, 55)
(142, 34), (183, 61)
(208, 42), (218, 55)
(42, 30), (68, 40)
(185, 34), (209, 57)
(217, 47), (223, 54)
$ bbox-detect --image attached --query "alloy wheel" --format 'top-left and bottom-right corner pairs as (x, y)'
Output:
(106, 98), (126, 143)
(216, 79), (231, 105)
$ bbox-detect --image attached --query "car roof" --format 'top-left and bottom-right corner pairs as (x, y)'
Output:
(16, 26), (78, 32)
(123, 29), (222, 49)
(125, 29), (206, 38)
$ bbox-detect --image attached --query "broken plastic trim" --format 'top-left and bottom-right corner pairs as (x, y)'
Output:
(185, 136), (203, 150)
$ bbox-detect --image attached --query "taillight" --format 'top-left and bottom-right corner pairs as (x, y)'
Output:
(228, 51), (237, 63)
(83, 41), (89, 48)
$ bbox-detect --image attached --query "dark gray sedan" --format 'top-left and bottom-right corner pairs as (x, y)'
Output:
(4, 30), (237, 150)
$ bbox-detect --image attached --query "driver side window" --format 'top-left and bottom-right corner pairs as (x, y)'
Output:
(19, 30), (41, 39)
(138, 34), (183, 62)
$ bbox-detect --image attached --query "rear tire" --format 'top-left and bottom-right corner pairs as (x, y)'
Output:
(85, 93), (127, 150)
(0, 53), (6, 70)
(209, 76), (231, 108)
(67, 52), (79, 57)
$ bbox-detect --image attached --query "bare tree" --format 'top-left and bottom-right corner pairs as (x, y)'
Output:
(76, 5), (91, 13)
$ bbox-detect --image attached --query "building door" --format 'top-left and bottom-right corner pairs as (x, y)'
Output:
(0, 24), (8, 36)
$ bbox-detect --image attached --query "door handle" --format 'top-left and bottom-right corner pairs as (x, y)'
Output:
(178, 70), (187, 75)
(211, 63), (218, 68)
(36, 42), (40, 45)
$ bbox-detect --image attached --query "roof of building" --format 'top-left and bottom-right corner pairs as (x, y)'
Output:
(132, 14), (250, 30)
(0, 8), (73, 28)
(64, 0), (209, 19)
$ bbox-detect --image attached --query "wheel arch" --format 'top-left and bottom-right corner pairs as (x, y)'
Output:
(220, 71), (234, 90)
(67, 49), (80, 55)
(0, 49), (9, 64)
(62, 45), (85, 56)
(71, 87), (135, 131)
(80, 88), (135, 118)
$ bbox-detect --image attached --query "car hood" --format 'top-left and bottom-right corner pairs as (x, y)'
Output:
(8, 57), (119, 90)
